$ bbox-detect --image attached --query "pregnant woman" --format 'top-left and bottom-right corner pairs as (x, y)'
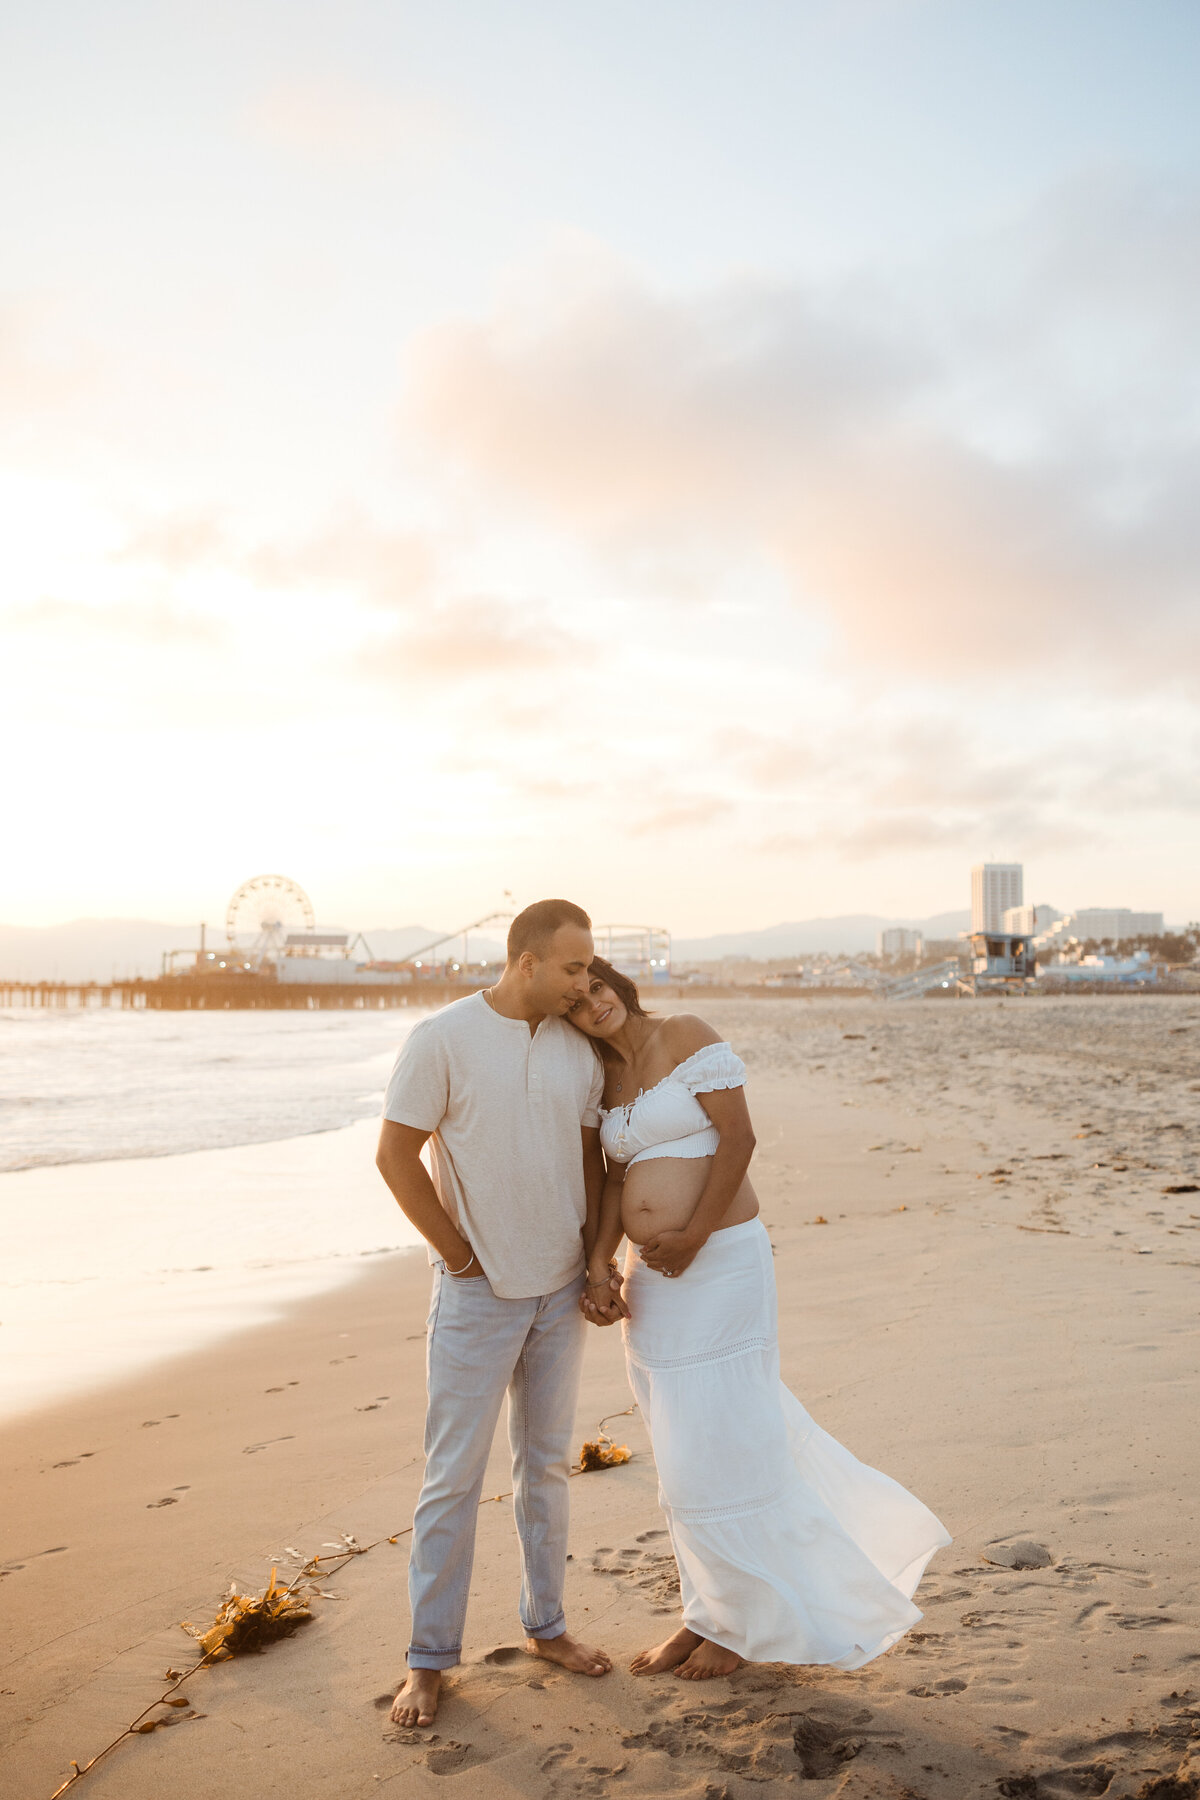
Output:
(571, 958), (950, 1680)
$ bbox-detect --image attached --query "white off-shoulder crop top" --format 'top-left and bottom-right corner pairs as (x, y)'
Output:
(599, 1041), (747, 1168)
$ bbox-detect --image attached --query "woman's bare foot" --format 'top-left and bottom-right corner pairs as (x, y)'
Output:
(390, 1667), (441, 1726)
(629, 1625), (702, 1675)
(525, 1631), (611, 1676)
(675, 1638), (743, 1680)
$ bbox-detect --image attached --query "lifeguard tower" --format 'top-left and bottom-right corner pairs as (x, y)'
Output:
(969, 931), (1036, 994)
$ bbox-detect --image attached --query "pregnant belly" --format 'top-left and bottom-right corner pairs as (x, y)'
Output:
(621, 1155), (758, 1244)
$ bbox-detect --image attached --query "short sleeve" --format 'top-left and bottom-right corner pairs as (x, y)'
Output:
(675, 1042), (747, 1095)
(382, 1020), (450, 1133)
(582, 1054), (604, 1129)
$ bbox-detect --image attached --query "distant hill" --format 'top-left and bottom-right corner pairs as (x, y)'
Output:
(0, 919), (202, 983)
(1, 910), (971, 983)
(672, 912), (971, 960)
(0, 919), (505, 982)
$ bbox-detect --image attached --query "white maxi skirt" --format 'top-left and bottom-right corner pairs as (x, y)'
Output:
(622, 1218), (951, 1667)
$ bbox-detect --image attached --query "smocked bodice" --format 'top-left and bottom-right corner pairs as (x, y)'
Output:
(599, 1041), (747, 1168)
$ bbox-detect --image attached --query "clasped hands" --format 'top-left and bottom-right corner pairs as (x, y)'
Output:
(581, 1230), (704, 1326)
(580, 1265), (628, 1326)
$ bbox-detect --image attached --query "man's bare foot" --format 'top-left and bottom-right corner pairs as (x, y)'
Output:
(390, 1667), (441, 1726)
(525, 1631), (611, 1676)
(675, 1638), (743, 1680)
(629, 1625), (702, 1675)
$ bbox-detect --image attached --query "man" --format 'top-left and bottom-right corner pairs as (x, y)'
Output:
(376, 898), (624, 1729)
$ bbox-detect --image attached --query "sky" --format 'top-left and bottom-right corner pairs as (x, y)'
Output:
(3, 0), (1199, 936)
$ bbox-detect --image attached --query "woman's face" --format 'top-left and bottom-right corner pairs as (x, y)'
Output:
(567, 975), (627, 1039)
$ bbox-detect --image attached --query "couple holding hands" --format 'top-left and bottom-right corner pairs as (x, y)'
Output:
(376, 899), (948, 1728)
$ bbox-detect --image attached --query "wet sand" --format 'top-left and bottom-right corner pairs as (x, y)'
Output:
(3, 995), (1198, 1799)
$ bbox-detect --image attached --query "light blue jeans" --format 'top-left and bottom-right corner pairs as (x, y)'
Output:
(406, 1262), (586, 1670)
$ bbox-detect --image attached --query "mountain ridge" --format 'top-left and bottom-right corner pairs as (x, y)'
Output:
(1, 911), (971, 982)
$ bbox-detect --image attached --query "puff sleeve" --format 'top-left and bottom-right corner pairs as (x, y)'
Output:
(674, 1042), (747, 1094)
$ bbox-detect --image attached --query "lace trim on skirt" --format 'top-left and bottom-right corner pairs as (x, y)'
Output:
(624, 1332), (772, 1374)
(663, 1481), (791, 1526)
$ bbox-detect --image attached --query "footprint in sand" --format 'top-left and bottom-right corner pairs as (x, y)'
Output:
(983, 1539), (1054, 1570)
(1035, 1763), (1115, 1795)
(539, 1743), (627, 1798)
(2, 1545), (68, 1574)
(593, 1530), (680, 1613)
(242, 1436), (295, 1455)
(791, 1705), (902, 1780)
(146, 1496), (178, 1508)
(424, 1740), (488, 1775)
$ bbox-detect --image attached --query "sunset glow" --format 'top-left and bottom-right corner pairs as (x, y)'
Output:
(3, 2), (1198, 934)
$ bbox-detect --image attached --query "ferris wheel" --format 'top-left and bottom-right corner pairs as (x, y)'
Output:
(225, 874), (315, 958)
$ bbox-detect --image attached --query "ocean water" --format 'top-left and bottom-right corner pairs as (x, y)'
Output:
(0, 1005), (428, 1171)
(0, 1008), (431, 1420)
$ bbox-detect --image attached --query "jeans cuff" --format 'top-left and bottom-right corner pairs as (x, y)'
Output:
(523, 1610), (566, 1642)
(407, 1646), (461, 1670)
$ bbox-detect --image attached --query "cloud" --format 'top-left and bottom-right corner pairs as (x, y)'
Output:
(628, 797), (735, 837)
(117, 509), (435, 606)
(362, 596), (581, 683)
(245, 77), (458, 168)
(6, 596), (223, 646)
(727, 706), (1199, 865)
(759, 809), (1099, 862)
(405, 180), (1200, 680)
(245, 515), (434, 607)
(0, 303), (101, 447)
(114, 512), (228, 574)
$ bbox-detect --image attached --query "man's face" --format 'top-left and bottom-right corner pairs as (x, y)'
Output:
(524, 924), (595, 1016)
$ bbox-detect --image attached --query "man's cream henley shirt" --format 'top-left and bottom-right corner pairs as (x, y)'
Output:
(382, 991), (604, 1299)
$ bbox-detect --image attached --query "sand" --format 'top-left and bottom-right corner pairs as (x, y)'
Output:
(3, 995), (1199, 1800)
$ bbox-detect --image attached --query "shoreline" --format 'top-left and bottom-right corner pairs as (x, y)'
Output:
(4, 1000), (1199, 1797)
(0, 1119), (423, 1424)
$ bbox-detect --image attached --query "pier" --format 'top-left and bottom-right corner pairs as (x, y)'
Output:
(0, 975), (469, 1011)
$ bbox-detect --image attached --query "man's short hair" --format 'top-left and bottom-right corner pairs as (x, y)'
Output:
(507, 899), (592, 961)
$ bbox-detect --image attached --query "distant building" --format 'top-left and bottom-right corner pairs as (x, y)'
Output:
(1039, 950), (1160, 987)
(878, 927), (924, 958)
(1069, 908), (1164, 941)
(1037, 908), (1165, 951)
(1002, 903), (1061, 935)
(971, 864), (1023, 933)
(884, 928), (924, 960)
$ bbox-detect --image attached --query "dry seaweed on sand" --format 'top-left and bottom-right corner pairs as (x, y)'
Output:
(578, 1401), (636, 1471)
(49, 1407), (634, 1796)
(578, 1434), (632, 1470)
(181, 1566), (315, 1660)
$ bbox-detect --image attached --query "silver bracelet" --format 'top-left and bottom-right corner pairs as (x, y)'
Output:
(444, 1250), (476, 1276)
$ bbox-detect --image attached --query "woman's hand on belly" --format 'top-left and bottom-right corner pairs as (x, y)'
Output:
(639, 1225), (704, 1279)
(621, 1156), (710, 1245)
(621, 1157), (759, 1251)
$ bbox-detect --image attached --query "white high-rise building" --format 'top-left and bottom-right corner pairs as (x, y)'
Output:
(1002, 903), (1061, 936)
(971, 863), (1023, 933)
(1046, 908), (1163, 944)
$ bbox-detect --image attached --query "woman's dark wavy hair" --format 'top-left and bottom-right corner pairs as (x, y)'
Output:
(588, 955), (650, 1026)
(568, 957), (652, 1064)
